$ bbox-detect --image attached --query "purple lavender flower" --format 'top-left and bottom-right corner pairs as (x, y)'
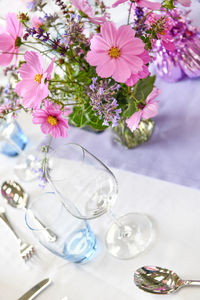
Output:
(88, 79), (121, 127)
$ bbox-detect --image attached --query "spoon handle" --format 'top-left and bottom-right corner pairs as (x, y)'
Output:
(186, 280), (200, 286)
(34, 215), (57, 242)
(27, 209), (57, 242)
(0, 208), (20, 240)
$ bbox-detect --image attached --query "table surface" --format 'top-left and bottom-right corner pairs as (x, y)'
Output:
(1, 1), (200, 299)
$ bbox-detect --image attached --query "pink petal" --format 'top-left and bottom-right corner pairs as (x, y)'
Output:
(86, 50), (109, 66)
(46, 57), (55, 79)
(100, 22), (117, 46)
(177, 0), (191, 6)
(96, 57), (115, 78)
(90, 35), (109, 52)
(6, 13), (23, 39)
(126, 73), (140, 86)
(138, 0), (161, 10)
(116, 25), (136, 48)
(126, 110), (143, 132)
(122, 54), (143, 73)
(18, 63), (37, 80)
(0, 52), (13, 66)
(112, 57), (131, 82)
(0, 33), (13, 50)
(24, 51), (45, 73)
(121, 39), (144, 55)
(112, 0), (127, 7)
(142, 101), (159, 119)
(138, 50), (150, 64)
(41, 122), (52, 135)
(15, 79), (37, 96)
(146, 87), (161, 104)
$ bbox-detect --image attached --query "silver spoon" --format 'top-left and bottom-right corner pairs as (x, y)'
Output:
(134, 266), (200, 295)
(1, 180), (57, 243)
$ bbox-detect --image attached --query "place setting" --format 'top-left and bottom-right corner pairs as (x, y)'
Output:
(0, 0), (200, 299)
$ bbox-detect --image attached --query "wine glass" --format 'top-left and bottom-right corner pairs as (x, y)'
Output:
(25, 191), (97, 263)
(44, 143), (153, 259)
(0, 115), (42, 181)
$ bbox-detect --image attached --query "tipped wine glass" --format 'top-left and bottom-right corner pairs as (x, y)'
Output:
(0, 115), (43, 181)
(25, 191), (97, 263)
(43, 143), (153, 259)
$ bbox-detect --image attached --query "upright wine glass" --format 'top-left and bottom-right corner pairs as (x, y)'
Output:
(0, 115), (42, 181)
(44, 143), (153, 259)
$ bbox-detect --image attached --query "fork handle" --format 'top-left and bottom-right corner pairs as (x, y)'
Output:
(0, 210), (20, 240)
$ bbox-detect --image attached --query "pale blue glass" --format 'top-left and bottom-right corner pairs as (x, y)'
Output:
(25, 192), (97, 263)
(0, 117), (28, 156)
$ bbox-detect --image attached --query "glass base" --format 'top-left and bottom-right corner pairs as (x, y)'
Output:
(105, 213), (153, 259)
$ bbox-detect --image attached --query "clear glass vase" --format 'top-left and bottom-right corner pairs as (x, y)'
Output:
(112, 119), (154, 149)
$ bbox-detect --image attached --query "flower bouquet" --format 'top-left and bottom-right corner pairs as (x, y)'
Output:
(0, 0), (191, 147)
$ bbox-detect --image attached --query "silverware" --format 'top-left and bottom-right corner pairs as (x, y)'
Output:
(134, 265), (200, 294)
(0, 206), (35, 261)
(17, 278), (51, 300)
(1, 180), (57, 242)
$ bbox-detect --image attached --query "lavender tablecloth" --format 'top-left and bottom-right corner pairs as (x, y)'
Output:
(51, 74), (200, 190)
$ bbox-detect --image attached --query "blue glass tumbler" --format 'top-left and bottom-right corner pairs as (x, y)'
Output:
(25, 192), (97, 263)
(0, 116), (28, 156)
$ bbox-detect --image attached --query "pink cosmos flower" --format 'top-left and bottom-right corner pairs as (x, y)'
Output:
(31, 16), (43, 31)
(86, 22), (147, 83)
(71, 0), (107, 24)
(112, 0), (161, 10)
(0, 13), (23, 66)
(126, 50), (150, 86)
(32, 100), (70, 138)
(15, 51), (55, 109)
(176, 0), (191, 7)
(146, 13), (175, 52)
(126, 87), (160, 131)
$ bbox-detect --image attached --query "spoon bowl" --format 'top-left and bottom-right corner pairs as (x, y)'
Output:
(134, 266), (200, 295)
(1, 180), (28, 209)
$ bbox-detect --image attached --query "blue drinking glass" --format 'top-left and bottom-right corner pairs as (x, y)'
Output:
(25, 192), (97, 263)
(0, 116), (28, 156)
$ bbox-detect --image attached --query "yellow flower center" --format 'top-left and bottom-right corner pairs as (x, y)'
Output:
(47, 115), (58, 126)
(108, 47), (120, 59)
(34, 73), (43, 84)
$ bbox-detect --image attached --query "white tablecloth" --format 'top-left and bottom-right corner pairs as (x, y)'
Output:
(0, 113), (200, 300)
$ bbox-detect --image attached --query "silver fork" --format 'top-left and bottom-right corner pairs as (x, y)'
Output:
(0, 207), (35, 261)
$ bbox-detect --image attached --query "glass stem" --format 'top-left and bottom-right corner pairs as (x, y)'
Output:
(108, 210), (133, 239)
(108, 210), (124, 228)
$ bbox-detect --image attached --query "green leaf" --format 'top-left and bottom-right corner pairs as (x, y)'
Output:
(133, 75), (156, 102)
(161, 0), (175, 9)
(124, 97), (137, 119)
(69, 104), (107, 131)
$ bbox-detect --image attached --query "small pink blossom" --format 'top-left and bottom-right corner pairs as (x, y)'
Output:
(112, 0), (161, 10)
(32, 100), (71, 138)
(71, 0), (107, 24)
(31, 16), (43, 31)
(126, 87), (160, 131)
(146, 13), (175, 52)
(15, 51), (55, 109)
(86, 22), (146, 83)
(176, 0), (191, 7)
(0, 13), (23, 66)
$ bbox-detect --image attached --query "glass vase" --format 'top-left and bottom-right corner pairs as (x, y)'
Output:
(0, 116), (28, 156)
(112, 119), (154, 149)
